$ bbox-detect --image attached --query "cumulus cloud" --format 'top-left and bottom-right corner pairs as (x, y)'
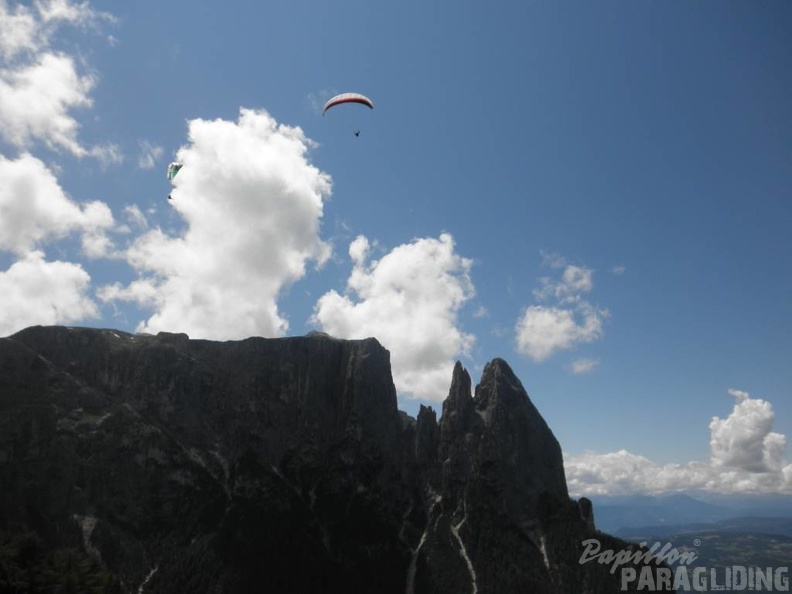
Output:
(0, 1), (38, 58)
(0, 2), (117, 337)
(565, 389), (792, 496)
(0, 0), (114, 61)
(515, 254), (608, 363)
(533, 265), (594, 303)
(35, 0), (114, 28)
(0, 250), (98, 337)
(0, 153), (114, 256)
(312, 233), (475, 401)
(0, 53), (93, 154)
(564, 450), (736, 497)
(0, 153), (113, 331)
(100, 108), (332, 340)
(710, 388), (787, 472)
(0, 0), (117, 158)
(516, 304), (604, 362)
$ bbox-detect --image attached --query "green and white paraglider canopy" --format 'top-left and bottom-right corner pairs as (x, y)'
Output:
(167, 162), (183, 181)
(166, 162), (183, 201)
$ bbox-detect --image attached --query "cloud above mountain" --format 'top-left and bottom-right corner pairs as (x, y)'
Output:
(565, 388), (792, 496)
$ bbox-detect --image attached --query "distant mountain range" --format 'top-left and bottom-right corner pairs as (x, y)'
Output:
(614, 516), (792, 594)
(615, 516), (792, 540)
(588, 492), (792, 534)
(593, 494), (792, 594)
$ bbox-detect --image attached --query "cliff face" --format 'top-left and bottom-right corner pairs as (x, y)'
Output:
(0, 326), (669, 593)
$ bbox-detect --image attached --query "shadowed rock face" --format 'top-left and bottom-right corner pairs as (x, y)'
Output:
(439, 360), (568, 518)
(0, 326), (670, 593)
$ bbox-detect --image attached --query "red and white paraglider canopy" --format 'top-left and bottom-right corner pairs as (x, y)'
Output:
(322, 93), (374, 116)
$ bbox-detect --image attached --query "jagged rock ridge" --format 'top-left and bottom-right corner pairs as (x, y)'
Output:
(0, 326), (670, 593)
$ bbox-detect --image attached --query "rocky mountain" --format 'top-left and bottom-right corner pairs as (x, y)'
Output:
(0, 326), (671, 593)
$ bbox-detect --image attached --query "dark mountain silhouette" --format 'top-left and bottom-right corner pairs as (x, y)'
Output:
(0, 326), (672, 593)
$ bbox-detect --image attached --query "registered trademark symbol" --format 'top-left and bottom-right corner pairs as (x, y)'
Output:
(693, 539), (701, 547)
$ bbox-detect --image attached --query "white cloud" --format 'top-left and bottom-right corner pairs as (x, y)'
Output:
(562, 265), (593, 294)
(0, 153), (115, 256)
(516, 303), (606, 362)
(565, 389), (792, 496)
(0, 0), (114, 60)
(516, 255), (608, 362)
(123, 204), (148, 229)
(0, 1), (38, 59)
(100, 108), (332, 341)
(565, 450), (662, 497)
(348, 234), (369, 265)
(535, 252), (599, 301)
(137, 140), (163, 170)
(35, 0), (114, 28)
(710, 388), (787, 472)
(99, 278), (159, 309)
(0, 0), (117, 158)
(570, 358), (598, 374)
(312, 233), (475, 401)
(534, 264), (594, 303)
(88, 142), (122, 166)
(0, 3), (116, 337)
(0, 250), (98, 337)
(0, 52), (94, 154)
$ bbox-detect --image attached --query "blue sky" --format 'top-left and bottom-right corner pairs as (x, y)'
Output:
(1, 0), (790, 496)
